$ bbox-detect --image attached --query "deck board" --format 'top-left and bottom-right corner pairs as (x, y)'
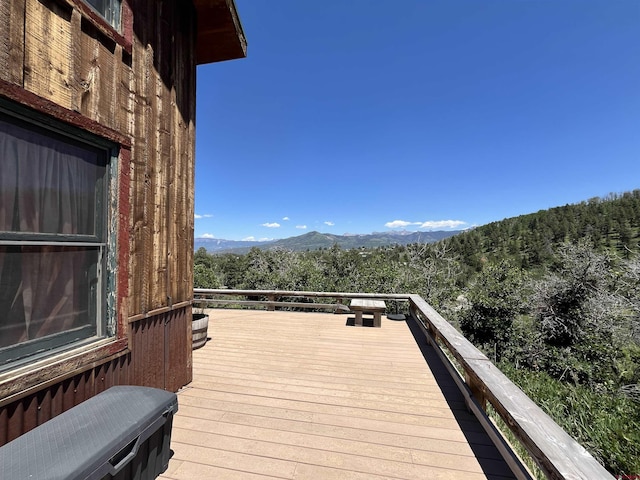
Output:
(160, 309), (517, 480)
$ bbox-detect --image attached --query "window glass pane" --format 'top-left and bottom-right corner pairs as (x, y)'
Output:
(0, 116), (105, 236)
(0, 245), (103, 367)
(85, 0), (121, 29)
(0, 106), (113, 370)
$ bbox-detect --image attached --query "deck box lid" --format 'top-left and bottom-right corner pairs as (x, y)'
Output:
(0, 386), (178, 480)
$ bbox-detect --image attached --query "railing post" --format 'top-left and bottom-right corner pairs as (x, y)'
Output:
(267, 294), (275, 311)
(465, 372), (487, 411)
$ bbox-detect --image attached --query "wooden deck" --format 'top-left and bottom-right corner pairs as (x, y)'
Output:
(160, 309), (518, 480)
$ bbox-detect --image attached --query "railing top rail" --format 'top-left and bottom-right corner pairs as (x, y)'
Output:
(405, 294), (613, 480)
(194, 288), (409, 301)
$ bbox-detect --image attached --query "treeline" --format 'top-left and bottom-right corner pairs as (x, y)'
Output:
(194, 191), (640, 475)
(447, 189), (640, 272)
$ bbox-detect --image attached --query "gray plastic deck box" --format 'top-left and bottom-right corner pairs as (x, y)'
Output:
(0, 386), (178, 480)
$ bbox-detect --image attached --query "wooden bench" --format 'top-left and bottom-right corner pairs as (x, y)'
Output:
(350, 298), (386, 327)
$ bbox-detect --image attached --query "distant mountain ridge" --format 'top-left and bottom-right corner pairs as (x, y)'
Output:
(194, 230), (461, 254)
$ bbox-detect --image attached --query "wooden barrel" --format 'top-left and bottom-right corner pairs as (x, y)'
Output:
(192, 313), (209, 349)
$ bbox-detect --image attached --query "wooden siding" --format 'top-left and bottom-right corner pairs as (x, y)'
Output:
(164, 307), (194, 392)
(0, 354), (131, 445)
(0, 305), (191, 446)
(0, 0), (26, 85)
(0, 0), (205, 444)
(127, 0), (196, 315)
(0, 0), (249, 454)
(0, 0), (197, 315)
(128, 307), (192, 393)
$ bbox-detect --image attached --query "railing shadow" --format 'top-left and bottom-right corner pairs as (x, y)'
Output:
(405, 315), (519, 480)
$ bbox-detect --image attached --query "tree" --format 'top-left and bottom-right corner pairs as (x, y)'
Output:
(530, 241), (623, 386)
(533, 241), (613, 347)
(458, 261), (525, 361)
(194, 247), (222, 288)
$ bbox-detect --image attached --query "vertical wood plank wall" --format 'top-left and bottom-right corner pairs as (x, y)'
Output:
(0, 0), (197, 444)
(126, 0), (196, 313)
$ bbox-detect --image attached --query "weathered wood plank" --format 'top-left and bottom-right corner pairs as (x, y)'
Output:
(466, 358), (612, 480)
(95, 28), (117, 127)
(24, 0), (73, 108)
(69, 8), (81, 111)
(164, 307), (192, 392)
(152, 65), (170, 309)
(128, 0), (155, 315)
(199, 299), (350, 312)
(195, 288), (409, 301)
(168, 4), (196, 305)
(349, 298), (386, 311)
(185, 6), (197, 302)
(0, 0), (26, 85)
(117, 47), (133, 136)
(78, 17), (97, 117)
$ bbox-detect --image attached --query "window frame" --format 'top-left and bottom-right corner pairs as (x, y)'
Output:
(0, 99), (119, 372)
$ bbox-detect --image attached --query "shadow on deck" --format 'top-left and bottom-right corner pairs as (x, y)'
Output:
(404, 316), (516, 479)
(161, 309), (519, 480)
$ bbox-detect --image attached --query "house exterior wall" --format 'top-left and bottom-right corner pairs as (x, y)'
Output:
(0, 0), (222, 444)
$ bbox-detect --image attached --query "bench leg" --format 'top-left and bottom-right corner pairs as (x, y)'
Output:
(373, 312), (381, 328)
(354, 311), (363, 326)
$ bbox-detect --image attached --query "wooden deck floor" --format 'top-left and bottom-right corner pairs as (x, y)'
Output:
(160, 309), (517, 480)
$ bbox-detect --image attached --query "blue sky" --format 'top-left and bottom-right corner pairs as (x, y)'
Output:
(194, 0), (640, 241)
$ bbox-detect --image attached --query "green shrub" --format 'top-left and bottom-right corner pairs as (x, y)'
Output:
(499, 362), (640, 475)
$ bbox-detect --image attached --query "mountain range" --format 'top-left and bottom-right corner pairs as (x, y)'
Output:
(194, 230), (462, 254)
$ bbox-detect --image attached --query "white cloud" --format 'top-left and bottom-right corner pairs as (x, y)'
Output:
(324, 221), (335, 226)
(386, 219), (466, 230)
(296, 225), (307, 229)
(385, 220), (421, 228)
(243, 236), (256, 241)
(200, 233), (215, 239)
(282, 216), (290, 221)
(419, 220), (466, 229)
(262, 222), (281, 228)
(194, 214), (213, 220)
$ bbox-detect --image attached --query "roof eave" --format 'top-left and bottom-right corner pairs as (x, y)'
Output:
(194, 0), (247, 65)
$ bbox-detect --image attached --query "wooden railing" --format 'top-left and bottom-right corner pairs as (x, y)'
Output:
(194, 288), (408, 312)
(193, 288), (615, 480)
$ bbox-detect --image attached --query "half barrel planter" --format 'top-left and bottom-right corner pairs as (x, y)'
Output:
(192, 313), (209, 349)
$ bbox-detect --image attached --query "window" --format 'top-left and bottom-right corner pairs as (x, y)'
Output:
(0, 106), (115, 370)
(84, 0), (121, 30)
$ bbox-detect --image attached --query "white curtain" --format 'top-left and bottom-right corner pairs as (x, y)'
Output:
(0, 117), (101, 348)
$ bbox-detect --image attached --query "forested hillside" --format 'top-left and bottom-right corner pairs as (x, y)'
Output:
(446, 190), (640, 272)
(194, 191), (640, 476)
